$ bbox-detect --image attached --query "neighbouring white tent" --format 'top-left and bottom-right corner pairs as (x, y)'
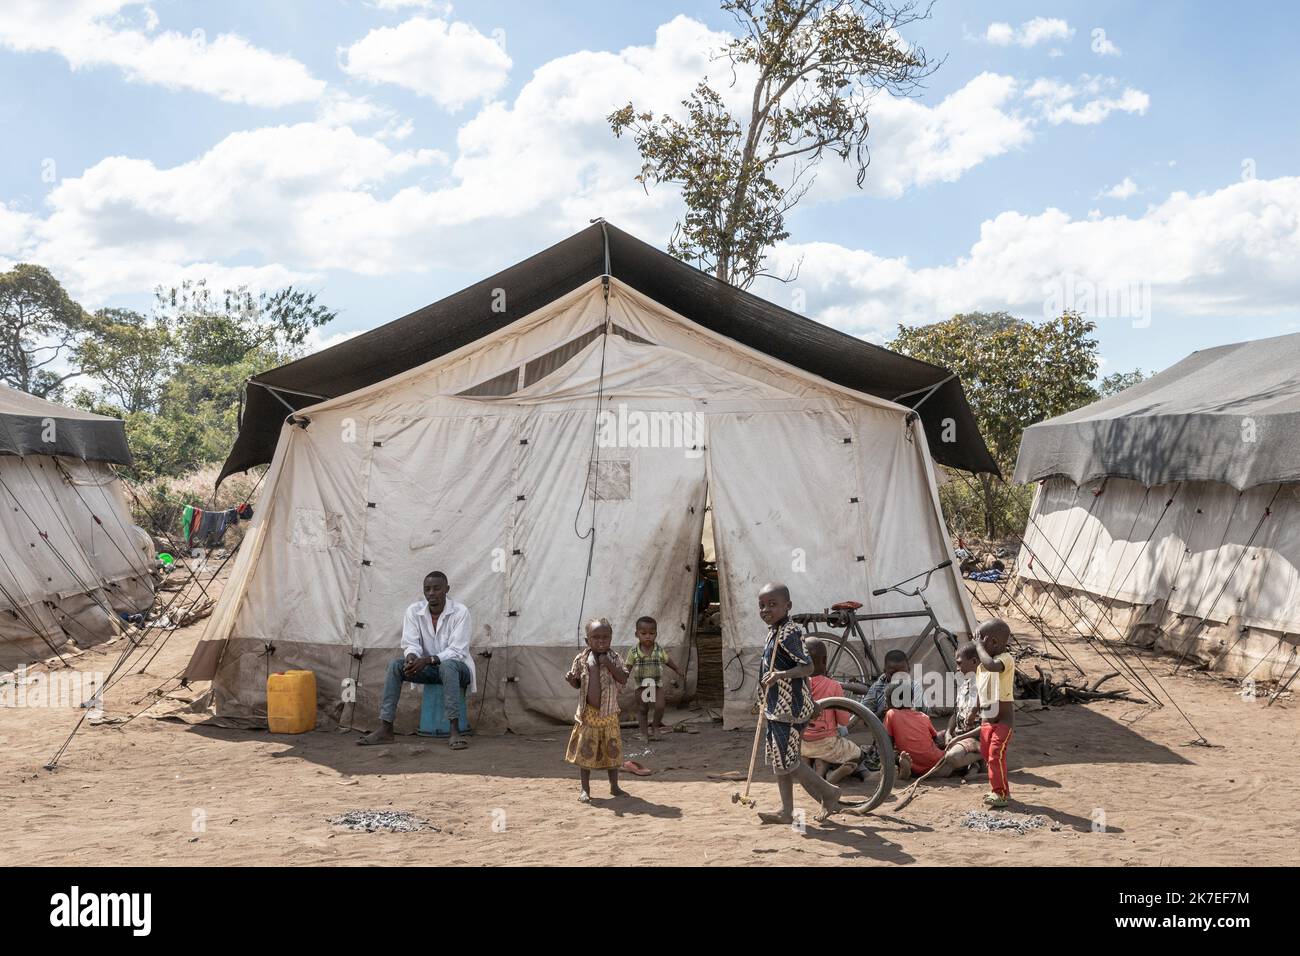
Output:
(1013, 332), (1300, 685)
(189, 226), (990, 732)
(0, 386), (158, 671)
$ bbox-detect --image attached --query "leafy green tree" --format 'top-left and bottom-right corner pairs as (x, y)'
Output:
(75, 308), (175, 414)
(610, 0), (935, 287)
(1099, 368), (1149, 397)
(69, 278), (338, 482)
(891, 310), (1100, 538)
(157, 280), (337, 367)
(0, 263), (89, 397)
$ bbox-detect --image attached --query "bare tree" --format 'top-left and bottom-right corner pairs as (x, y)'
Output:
(610, 0), (936, 288)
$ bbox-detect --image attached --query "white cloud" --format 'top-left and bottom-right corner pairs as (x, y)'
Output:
(1025, 75), (1149, 125)
(1090, 28), (1122, 57)
(0, 203), (36, 260)
(0, 15), (1159, 306)
(304, 326), (365, 354)
(984, 18), (1074, 48)
(341, 16), (511, 111)
(0, 0), (324, 107)
(4, 124), (446, 299)
(0, 17), (732, 298)
(809, 72), (1033, 200)
(386, 15), (738, 230)
(1100, 176), (1138, 199)
(757, 177), (1300, 336)
(368, 0), (452, 10)
(810, 70), (1150, 201)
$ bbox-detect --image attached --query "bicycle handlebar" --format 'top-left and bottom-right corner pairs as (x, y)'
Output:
(871, 558), (953, 596)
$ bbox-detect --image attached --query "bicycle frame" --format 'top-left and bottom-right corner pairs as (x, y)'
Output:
(792, 559), (958, 682)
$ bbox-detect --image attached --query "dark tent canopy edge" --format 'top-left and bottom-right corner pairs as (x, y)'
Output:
(220, 222), (997, 484)
(0, 384), (132, 465)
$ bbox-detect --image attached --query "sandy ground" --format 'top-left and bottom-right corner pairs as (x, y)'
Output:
(3, 578), (1298, 866)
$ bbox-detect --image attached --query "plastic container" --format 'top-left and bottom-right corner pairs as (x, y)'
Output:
(267, 670), (317, 734)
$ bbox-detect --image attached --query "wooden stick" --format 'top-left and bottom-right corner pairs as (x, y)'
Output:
(1089, 671), (1120, 692)
(894, 728), (982, 811)
(734, 637), (782, 809)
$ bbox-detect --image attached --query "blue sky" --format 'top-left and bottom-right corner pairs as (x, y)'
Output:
(2, 0), (1298, 382)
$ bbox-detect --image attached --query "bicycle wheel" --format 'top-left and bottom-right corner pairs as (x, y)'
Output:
(816, 696), (896, 814)
(819, 634), (869, 695)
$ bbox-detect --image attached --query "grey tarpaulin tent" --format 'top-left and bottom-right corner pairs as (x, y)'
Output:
(0, 385), (157, 670)
(189, 223), (991, 733)
(1013, 332), (1300, 683)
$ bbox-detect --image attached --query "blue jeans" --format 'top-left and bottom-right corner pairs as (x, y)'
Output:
(380, 657), (470, 725)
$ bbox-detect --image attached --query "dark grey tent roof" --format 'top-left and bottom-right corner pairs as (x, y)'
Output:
(1015, 331), (1300, 490)
(0, 384), (132, 465)
(220, 222), (997, 484)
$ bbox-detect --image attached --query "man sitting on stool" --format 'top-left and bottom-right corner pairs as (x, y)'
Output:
(358, 570), (475, 750)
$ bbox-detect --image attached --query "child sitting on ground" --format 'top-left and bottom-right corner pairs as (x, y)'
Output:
(884, 690), (946, 782)
(865, 649), (922, 718)
(624, 615), (684, 741)
(564, 617), (629, 803)
(920, 642), (985, 780)
(975, 619), (1016, 808)
(802, 638), (862, 785)
(858, 648), (921, 773)
(754, 582), (841, 825)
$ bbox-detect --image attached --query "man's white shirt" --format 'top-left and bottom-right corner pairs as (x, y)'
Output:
(401, 598), (476, 692)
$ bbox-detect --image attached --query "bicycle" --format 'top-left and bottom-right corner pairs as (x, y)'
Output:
(792, 558), (961, 696)
(781, 559), (960, 812)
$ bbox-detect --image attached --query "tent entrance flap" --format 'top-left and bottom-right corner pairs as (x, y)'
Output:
(689, 490), (723, 708)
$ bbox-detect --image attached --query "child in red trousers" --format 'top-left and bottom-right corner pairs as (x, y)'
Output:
(975, 619), (1015, 807)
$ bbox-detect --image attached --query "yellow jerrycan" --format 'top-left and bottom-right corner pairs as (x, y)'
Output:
(267, 670), (317, 734)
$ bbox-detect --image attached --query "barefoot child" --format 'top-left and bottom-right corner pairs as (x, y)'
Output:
(754, 582), (841, 825)
(802, 638), (862, 785)
(890, 643), (988, 810)
(974, 619), (1016, 808)
(884, 695), (945, 782)
(625, 616), (684, 740)
(564, 617), (629, 802)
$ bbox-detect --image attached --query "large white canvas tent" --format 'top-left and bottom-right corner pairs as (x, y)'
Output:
(188, 223), (994, 732)
(0, 385), (157, 671)
(1014, 331), (1300, 684)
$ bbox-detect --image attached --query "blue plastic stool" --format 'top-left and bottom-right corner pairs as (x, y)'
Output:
(418, 681), (472, 737)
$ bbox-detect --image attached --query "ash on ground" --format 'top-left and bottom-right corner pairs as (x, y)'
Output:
(330, 810), (439, 833)
(959, 810), (1058, 834)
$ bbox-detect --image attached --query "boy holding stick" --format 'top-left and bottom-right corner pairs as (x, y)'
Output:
(754, 582), (842, 825)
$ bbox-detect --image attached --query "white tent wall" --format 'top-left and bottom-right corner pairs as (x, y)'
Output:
(1017, 476), (1300, 681)
(708, 404), (974, 726)
(0, 456), (156, 670)
(199, 279), (974, 731)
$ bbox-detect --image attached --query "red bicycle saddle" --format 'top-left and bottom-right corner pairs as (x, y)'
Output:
(831, 600), (863, 610)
